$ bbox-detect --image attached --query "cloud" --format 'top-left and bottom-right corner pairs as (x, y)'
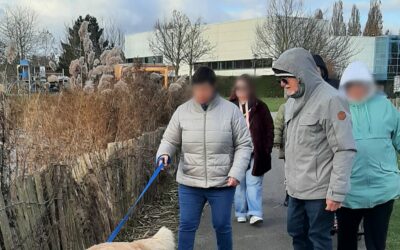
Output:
(0, 0), (397, 39)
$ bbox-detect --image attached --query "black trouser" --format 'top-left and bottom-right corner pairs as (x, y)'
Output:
(337, 200), (394, 250)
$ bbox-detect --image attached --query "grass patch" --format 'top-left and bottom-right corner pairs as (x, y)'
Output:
(388, 200), (400, 250)
(261, 97), (286, 112)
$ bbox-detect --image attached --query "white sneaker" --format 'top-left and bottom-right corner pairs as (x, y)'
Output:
(237, 217), (247, 223)
(249, 216), (263, 225)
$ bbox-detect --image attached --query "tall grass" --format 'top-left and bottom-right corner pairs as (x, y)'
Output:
(8, 73), (184, 173)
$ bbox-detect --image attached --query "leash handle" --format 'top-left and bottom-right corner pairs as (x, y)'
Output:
(158, 154), (171, 166)
(106, 156), (167, 242)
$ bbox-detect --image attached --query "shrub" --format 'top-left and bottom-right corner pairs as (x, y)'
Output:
(8, 73), (182, 172)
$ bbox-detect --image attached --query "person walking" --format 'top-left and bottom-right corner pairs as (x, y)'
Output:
(229, 74), (274, 225)
(312, 54), (340, 89)
(337, 61), (400, 250)
(272, 48), (356, 250)
(313, 54), (341, 234)
(156, 66), (253, 250)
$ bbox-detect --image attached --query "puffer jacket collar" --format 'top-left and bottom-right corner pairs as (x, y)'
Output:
(192, 94), (221, 113)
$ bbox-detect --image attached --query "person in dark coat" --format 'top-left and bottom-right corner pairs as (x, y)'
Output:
(229, 74), (274, 225)
(313, 54), (340, 89)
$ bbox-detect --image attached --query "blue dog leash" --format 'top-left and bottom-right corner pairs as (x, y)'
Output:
(106, 156), (169, 242)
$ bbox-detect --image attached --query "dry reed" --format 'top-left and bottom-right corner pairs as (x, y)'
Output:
(9, 73), (185, 173)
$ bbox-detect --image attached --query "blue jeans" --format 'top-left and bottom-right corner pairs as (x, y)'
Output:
(178, 184), (235, 250)
(234, 161), (264, 218)
(287, 197), (334, 250)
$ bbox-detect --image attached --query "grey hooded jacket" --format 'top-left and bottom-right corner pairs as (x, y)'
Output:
(157, 95), (253, 188)
(273, 48), (356, 202)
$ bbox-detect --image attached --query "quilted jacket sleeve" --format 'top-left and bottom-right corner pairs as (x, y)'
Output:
(156, 108), (182, 160)
(390, 101), (400, 152)
(228, 107), (253, 183)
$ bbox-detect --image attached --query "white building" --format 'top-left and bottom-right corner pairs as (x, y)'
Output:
(125, 18), (273, 76)
(125, 18), (400, 83)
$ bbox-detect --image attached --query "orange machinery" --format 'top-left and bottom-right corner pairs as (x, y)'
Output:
(114, 64), (174, 88)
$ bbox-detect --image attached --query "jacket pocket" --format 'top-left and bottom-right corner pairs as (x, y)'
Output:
(210, 165), (231, 178)
(297, 115), (321, 147)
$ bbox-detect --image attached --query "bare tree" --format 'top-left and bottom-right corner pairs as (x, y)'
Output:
(0, 5), (40, 60)
(331, 1), (346, 36)
(183, 18), (213, 81)
(363, 0), (383, 36)
(348, 5), (362, 36)
(149, 10), (191, 77)
(254, 0), (354, 73)
(102, 18), (126, 51)
(31, 30), (58, 67)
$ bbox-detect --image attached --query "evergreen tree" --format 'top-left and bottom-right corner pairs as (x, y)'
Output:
(331, 0), (346, 36)
(363, 0), (383, 36)
(58, 15), (108, 74)
(348, 4), (361, 36)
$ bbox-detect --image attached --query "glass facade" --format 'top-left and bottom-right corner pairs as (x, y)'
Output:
(193, 58), (273, 71)
(373, 36), (400, 81)
(126, 56), (163, 64)
(388, 36), (400, 81)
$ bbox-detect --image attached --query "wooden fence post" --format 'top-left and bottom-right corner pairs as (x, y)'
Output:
(0, 190), (14, 249)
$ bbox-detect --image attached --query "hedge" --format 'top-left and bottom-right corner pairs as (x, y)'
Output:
(217, 75), (283, 98)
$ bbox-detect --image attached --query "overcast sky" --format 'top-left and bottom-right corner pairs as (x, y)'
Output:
(0, 0), (398, 41)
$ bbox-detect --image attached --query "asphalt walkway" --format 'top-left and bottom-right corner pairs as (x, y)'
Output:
(194, 149), (366, 250)
(195, 149), (292, 250)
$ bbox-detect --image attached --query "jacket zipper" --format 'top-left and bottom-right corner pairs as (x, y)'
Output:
(203, 111), (208, 187)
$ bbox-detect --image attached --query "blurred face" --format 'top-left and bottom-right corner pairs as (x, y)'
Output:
(279, 77), (300, 97)
(345, 82), (370, 102)
(192, 82), (215, 104)
(235, 79), (250, 102)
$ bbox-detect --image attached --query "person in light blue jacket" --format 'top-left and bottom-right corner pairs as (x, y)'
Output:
(338, 61), (400, 250)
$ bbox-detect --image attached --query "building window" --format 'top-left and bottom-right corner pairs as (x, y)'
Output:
(193, 58), (273, 71)
(125, 56), (163, 64)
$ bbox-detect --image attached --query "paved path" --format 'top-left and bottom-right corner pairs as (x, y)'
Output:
(195, 149), (292, 250)
(194, 149), (366, 250)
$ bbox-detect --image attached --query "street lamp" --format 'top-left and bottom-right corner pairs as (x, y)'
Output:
(253, 53), (258, 76)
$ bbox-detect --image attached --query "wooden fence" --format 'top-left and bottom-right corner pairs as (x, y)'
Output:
(0, 128), (168, 250)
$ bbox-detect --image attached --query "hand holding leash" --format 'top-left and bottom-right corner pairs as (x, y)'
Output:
(158, 155), (171, 169)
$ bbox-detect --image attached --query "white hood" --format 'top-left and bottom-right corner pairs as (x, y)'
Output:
(340, 61), (374, 89)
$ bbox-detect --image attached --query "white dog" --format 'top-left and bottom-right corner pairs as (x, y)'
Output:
(87, 227), (175, 250)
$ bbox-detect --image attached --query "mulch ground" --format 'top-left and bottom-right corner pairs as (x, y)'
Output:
(117, 179), (179, 242)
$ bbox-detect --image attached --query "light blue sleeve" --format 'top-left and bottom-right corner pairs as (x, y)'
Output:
(390, 101), (400, 152)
